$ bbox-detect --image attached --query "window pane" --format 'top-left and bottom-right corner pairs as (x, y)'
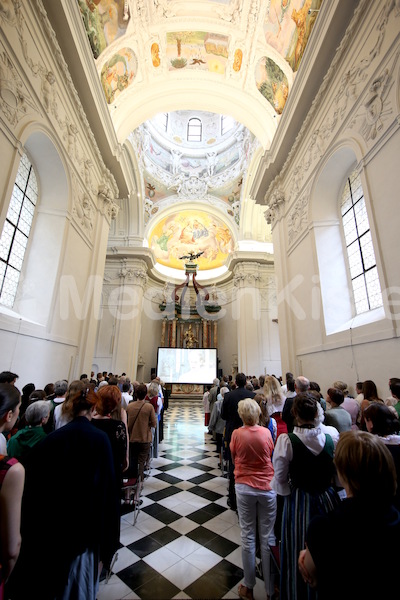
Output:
(340, 180), (352, 216)
(9, 231), (27, 270)
(19, 203), (34, 235)
(0, 265), (20, 308)
(348, 241), (363, 278)
(354, 199), (369, 237)
(187, 118), (202, 142)
(16, 161), (29, 190)
(352, 275), (369, 314)
(365, 267), (383, 309)
(0, 221), (14, 260)
(26, 170), (38, 204)
(360, 231), (376, 270)
(342, 211), (357, 245)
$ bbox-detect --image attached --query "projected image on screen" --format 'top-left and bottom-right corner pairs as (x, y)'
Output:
(157, 348), (217, 384)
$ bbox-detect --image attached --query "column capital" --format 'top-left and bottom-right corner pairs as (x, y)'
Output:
(117, 258), (148, 289)
(233, 261), (263, 288)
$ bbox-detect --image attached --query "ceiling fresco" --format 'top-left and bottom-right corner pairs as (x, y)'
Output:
(256, 57), (289, 114)
(76, 0), (324, 273)
(78, 0), (129, 59)
(148, 210), (235, 270)
(264, 0), (323, 71)
(100, 47), (137, 104)
(166, 31), (230, 74)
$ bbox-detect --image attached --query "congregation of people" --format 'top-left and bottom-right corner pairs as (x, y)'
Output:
(0, 367), (399, 599)
(205, 371), (400, 600)
(0, 369), (168, 600)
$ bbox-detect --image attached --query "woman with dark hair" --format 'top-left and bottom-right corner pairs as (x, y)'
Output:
(364, 401), (400, 509)
(19, 383), (35, 419)
(299, 431), (400, 599)
(272, 392), (340, 600)
(359, 379), (383, 429)
(0, 384), (24, 598)
(9, 386), (118, 600)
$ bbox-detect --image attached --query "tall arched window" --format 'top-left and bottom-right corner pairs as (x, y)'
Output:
(340, 170), (382, 314)
(187, 117), (202, 142)
(0, 153), (38, 308)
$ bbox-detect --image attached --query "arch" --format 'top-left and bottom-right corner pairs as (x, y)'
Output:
(11, 128), (69, 326)
(113, 79), (276, 149)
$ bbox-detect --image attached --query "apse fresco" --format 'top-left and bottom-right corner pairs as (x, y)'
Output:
(264, 0), (323, 72)
(166, 32), (229, 74)
(77, 0), (129, 59)
(255, 57), (289, 114)
(149, 211), (234, 271)
(100, 48), (137, 104)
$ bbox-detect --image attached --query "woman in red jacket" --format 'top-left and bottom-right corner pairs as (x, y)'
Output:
(230, 398), (276, 600)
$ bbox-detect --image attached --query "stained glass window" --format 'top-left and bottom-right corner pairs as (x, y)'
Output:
(340, 171), (382, 315)
(187, 118), (202, 142)
(0, 154), (38, 308)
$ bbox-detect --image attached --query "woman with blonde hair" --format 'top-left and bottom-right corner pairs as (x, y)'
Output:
(230, 399), (276, 600)
(262, 375), (287, 439)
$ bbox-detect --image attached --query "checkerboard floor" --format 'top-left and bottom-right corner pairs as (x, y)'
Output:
(97, 400), (267, 600)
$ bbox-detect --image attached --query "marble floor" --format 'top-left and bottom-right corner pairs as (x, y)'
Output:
(97, 399), (268, 600)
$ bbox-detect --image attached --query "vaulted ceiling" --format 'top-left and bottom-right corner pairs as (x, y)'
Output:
(41, 0), (358, 273)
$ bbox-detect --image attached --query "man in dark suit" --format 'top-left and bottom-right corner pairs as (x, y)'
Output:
(221, 372), (255, 509)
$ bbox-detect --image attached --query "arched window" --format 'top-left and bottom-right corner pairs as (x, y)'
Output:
(340, 170), (382, 314)
(0, 153), (38, 308)
(187, 117), (202, 142)
(221, 115), (234, 136)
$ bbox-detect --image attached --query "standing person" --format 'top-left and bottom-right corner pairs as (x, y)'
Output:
(231, 399), (277, 600)
(363, 401), (400, 510)
(221, 373), (255, 510)
(283, 376), (310, 433)
(7, 401), (50, 465)
(8, 387), (118, 600)
(333, 381), (360, 429)
(272, 392), (340, 600)
(360, 379), (383, 429)
(324, 388), (352, 433)
(203, 385), (211, 427)
(207, 378), (220, 434)
(209, 386), (228, 457)
(126, 384), (157, 482)
(0, 384), (24, 598)
(299, 431), (400, 600)
(121, 382), (133, 410)
(262, 375), (287, 439)
(44, 379), (68, 433)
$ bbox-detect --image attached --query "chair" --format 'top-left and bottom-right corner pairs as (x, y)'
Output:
(121, 473), (142, 525)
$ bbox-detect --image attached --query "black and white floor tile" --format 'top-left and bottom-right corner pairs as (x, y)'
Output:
(97, 400), (268, 600)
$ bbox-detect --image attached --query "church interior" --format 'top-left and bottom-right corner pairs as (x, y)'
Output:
(0, 0), (399, 398)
